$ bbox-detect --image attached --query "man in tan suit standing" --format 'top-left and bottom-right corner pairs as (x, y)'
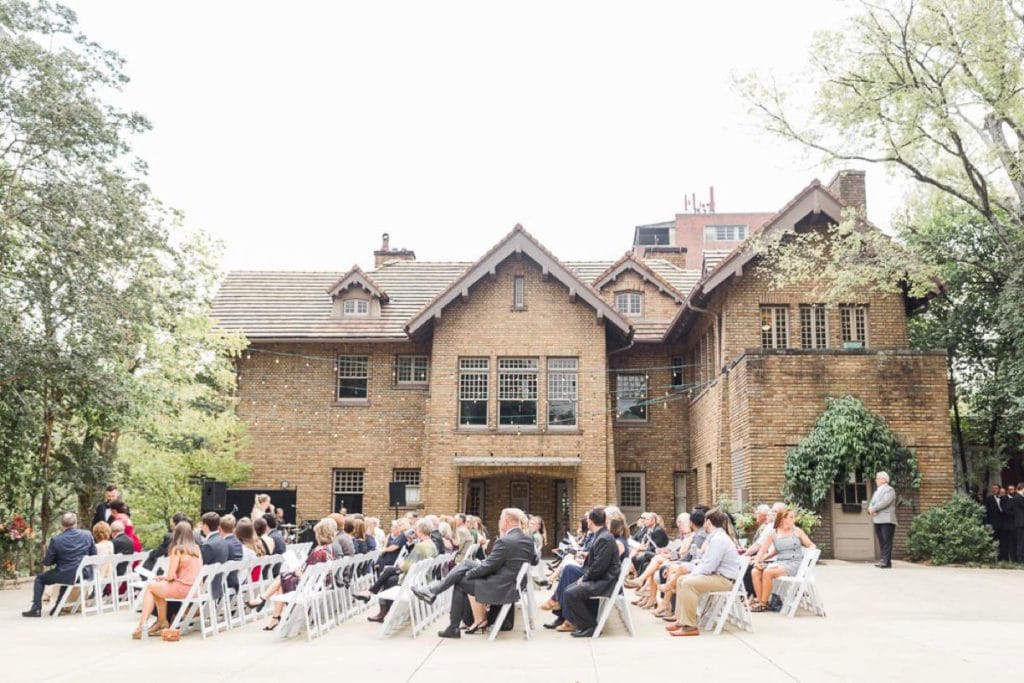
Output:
(868, 471), (897, 569)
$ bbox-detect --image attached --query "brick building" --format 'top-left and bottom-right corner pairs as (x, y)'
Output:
(213, 170), (954, 559)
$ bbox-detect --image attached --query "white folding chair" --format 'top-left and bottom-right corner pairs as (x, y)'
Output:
(488, 561), (534, 641)
(112, 551), (150, 612)
(380, 558), (435, 637)
(216, 559), (248, 631)
(50, 555), (111, 617)
(275, 563), (332, 641)
(697, 555), (753, 635)
(167, 562), (220, 639)
(775, 547), (826, 617)
(591, 557), (636, 638)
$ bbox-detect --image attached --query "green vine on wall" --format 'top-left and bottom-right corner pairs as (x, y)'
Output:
(784, 396), (922, 509)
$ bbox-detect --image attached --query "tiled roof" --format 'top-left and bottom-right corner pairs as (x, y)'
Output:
(702, 250), (732, 274)
(213, 255), (702, 342)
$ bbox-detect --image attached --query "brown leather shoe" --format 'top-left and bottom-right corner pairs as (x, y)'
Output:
(665, 623), (684, 631)
(670, 627), (700, 637)
(556, 621), (576, 632)
(540, 599), (559, 611)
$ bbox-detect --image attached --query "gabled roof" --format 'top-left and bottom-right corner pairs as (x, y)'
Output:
(665, 180), (847, 342)
(405, 224), (632, 338)
(325, 265), (390, 302)
(591, 252), (685, 303)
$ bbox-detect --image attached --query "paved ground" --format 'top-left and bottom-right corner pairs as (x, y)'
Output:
(0, 559), (1020, 683)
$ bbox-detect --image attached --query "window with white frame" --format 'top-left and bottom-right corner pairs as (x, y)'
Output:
(396, 355), (429, 384)
(458, 358), (489, 426)
(498, 358), (539, 426)
(547, 357), (578, 428)
(393, 468), (421, 505)
(615, 373), (648, 421)
(615, 291), (643, 317)
(760, 305), (789, 349)
(704, 224), (748, 241)
(337, 355), (369, 399)
(342, 298), (370, 315)
(840, 305), (869, 346)
(513, 275), (525, 309)
(800, 304), (828, 349)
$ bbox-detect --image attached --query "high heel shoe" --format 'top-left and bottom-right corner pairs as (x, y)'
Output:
(465, 620), (490, 634)
(262, 616), (281, 631)
(245, 596), (266, 609)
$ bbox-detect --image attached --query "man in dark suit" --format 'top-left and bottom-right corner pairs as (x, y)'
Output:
(562, 506), (620, 637)
(198, 512), (229, 601)
(263, 513), (287, 554)
(142, 512), (190, 571)
(412, 508), (537, 639)
(218, 515), (244, 593)
(984, 483), (1003, 549)
(91, 485), (121, 527)
(1000, 485), (1018, 562)
(109, 520), (135, 575)
(1012, 483), (1024, 563)
(23, 512), (96, 617)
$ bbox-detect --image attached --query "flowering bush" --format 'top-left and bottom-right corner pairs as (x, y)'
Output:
(0, 514), (36, 580)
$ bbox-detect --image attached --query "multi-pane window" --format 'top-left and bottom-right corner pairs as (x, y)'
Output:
(547, 358), (579, 428)
(616, 373), (648, 421)
(498, 358), (539, 426)
(800, 304), (828, 349)
(618, 474), (643, 508)
(394, 468), (421, 505)
(332, 468), (364, 514)
(513, 276), (525, 309)
(704, 329), (715, 380)
(458, 358), (489, 426)
(760, 306), (789, 349)
(840, 305), (869, 346)
(337, 355), (369, 399)
(342, 299), (369, 315)
(670, 356), (684, 388)
(704, 224), (747, 241)
(396, 355), (429, 384)
(615, 292), (643, 317)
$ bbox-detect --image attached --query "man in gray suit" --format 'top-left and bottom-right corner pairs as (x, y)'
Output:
(412, 507), (537, 639)
(868, 471), (897, 569)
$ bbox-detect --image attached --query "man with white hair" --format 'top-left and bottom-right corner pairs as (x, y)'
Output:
(868, 471), (897, 569)
(23, 512), (96, 617)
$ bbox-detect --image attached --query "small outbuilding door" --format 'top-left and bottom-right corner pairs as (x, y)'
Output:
(831, 470), (876, 561)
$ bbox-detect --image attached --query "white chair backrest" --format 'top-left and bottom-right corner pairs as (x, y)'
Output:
(513, 561), (531, 599)
(798, 547), (820, 580)
(730, 555), (751, 595)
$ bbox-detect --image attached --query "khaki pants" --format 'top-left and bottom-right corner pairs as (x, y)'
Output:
(674, 573), (733, 628)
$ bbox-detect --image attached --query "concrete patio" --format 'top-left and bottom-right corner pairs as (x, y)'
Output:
(0, 559), (1019, 682)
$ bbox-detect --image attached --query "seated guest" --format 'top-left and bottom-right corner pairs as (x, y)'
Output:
(131, 521), (201, 638)
(751, 507), (815, 611)
(93, 521), (115, 579)
(631, 512), (669, 576)
(425, 516), (446, 555)
(351, 517), (375, 553)
(438, 521), (456, 553)
(253, 516), (273, 555)
(741, 505), (774, 596)
(331, 513), (355, 557)
(236, 518), (266, 582)
(629, 513), (691, 608)
(650, 509), (709, 617)
(558, 507), (621, 637)
(142, 512), (191, 571)
(360, 519), (437, 622)
(23, 512), (96, 617)
(367, 517), (386, 549)
(199, 512), (227, 564)
(378, 519), (408, 569)
(109, 520), (135, 579)
(412, 508), (537, 638)
(529, 515), (547, 555)
(667, 510), (742, 637)
(108, 500), (142, 552)
(545, 513), (628, 631)
(219, 514), (244, 563)
(263, 513), (287, 555)
(246, 518), (337, 631)
(453, 514), (474, 562)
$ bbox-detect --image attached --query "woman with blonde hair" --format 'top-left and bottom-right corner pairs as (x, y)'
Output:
(246, 518), (337, 630)
(92, 521), (115, 578)
(251, 493), (272, 522)
(132, 521), (201, 639)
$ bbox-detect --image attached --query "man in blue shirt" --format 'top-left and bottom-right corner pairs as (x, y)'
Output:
(24, 512), (96, 617)
(667, 510), (741, 637)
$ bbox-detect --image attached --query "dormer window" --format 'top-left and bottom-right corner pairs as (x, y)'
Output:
(343, 298), (370, 316)
(615, 291), (643, 317)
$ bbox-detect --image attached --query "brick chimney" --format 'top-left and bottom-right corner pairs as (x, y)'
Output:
(373, 232), (416, 269)
(827, 169), (867, 217)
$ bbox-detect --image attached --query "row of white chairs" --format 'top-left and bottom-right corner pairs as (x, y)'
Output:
(50, 551), (152, 617)
(379, 551), (456, 638)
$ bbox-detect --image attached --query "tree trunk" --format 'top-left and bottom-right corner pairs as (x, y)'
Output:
(946, 353), (969, 493)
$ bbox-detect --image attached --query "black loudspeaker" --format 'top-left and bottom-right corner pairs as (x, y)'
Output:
(202, 481), (227, 511)
(388, 481), (407, 508)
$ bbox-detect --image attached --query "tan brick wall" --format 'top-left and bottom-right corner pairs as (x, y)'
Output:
(597, 270), (681, 321)
(422, 253), (612, 530)
(730, 350), (954, 558)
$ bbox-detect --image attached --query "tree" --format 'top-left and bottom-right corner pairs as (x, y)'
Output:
(784, 396), (922, 510)
(741, 0), (1024, 490)
(0, 1), (246, 557)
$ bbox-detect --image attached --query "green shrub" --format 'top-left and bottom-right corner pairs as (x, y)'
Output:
(907, 495), (997, 565)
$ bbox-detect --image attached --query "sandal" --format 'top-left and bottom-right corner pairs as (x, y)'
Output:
(263, 616), (281, 631)
(465, 620), (490, 634)
(148, 620), (169, 636)
(750, 602), (768, 613)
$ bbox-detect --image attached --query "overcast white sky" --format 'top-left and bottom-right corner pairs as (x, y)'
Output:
(69, 0), (910, 273)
